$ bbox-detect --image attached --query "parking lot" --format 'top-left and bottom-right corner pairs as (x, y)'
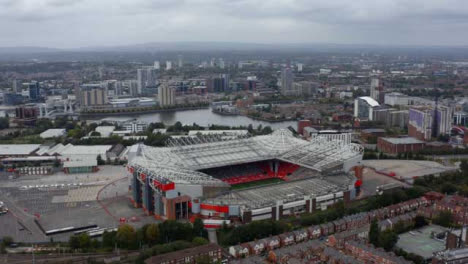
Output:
(0, 165), (155, 243)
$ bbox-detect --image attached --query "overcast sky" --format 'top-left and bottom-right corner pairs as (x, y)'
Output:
(1, 0), (468, 48)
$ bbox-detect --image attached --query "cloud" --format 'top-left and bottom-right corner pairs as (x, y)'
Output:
(0, 0), (468, 48)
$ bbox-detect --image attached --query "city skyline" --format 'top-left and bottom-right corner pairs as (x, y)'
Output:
(1, 0), (468, 48)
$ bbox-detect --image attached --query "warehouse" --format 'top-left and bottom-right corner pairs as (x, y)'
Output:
(63, 159), (98, 174)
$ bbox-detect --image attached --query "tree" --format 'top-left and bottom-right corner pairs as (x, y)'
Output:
(102, 230), (117, 248)
(116, 224), (137, 249)
(414, 215), (427, 228)
(369, 218), (380, 247)
(69, 235), (80, 249)
(193, 218), (206, 238)
(90, 131), (101, 137)
(0, 117), (9, 130)
(434, 211), (453, 227)
(192, 237), (209, 246)
(145, 224), (160, 245)
(78, 233), (91, 249)
(97, 155), (105, 165)
(379, 230), (398, 251)
(1, 236), (13, 247)
(460, 160), (468, 175)
(441, 183), (457, 194)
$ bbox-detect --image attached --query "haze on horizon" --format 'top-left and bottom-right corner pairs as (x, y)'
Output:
(1, 0), (468, 49)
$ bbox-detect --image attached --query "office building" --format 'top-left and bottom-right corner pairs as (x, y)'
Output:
(153, 61), (160, 70)
(177, 55), (183, 68)
(28, 81), (41, 101)
(280, 67), (294, 95)
(158, 83), (175, 107)
(408, 105), (453, 141)
(12, 79), (21, 93)
(384, 92), (410, 106)
(297, 63), (303, 72)
(128, 80), (139, 97)
(373, 107), (409, 129)
(4, 93), (23, 105)
(369, 78), (385, 103)
(293, 81), (318, 97)
(166, 61), (172, 70)
(79, 84), (108, 108)
(137, 68), (157, 94)
(354, 96), (380, 121)
(219, 58), (225, 69)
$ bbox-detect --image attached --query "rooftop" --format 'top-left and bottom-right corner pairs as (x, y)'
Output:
(380, 137), (424, 145)
(39, 129), (66, 139)
(358, 96), (379, 107)
(0, 144), (40, 156)
(396, 225), (448, 259)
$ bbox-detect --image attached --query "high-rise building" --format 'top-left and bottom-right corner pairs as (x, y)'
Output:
(154, 61), (160, 70)
(297, 63), (303, 72)
(128, 80), (139, 97)
(370, 78), (385, 103)
(28, 81), (41, 101)
(210, 58), (215, 67)
(137, 68), (157, 94)
(219, 58), (225, 69)
(158, 83), (175, 107)
(166, 61), (172, 70)
(408, 105), (453, 141)
(177, 55), (183, 68)
(79, 84), (108, 108)
(220, 74), (230, 92)
(12, 79), (21, 93)
(280, 68), (294, 95)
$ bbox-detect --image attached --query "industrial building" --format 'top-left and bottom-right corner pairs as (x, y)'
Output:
(127, 129), (363, 223)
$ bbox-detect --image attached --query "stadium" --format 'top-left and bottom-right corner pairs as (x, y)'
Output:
(127, 129), (364, 224)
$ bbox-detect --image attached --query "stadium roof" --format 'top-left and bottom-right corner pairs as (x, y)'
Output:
(129, 129), (363, 186)
(204, 177), (352, 209)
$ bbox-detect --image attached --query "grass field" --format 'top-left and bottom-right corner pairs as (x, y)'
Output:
(230, 178), (284, 190)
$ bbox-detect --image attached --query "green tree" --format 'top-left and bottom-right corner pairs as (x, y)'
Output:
(69, 235), (80, 249)
(379, 230), (398, 251)
(145, 224), (160, 245)
(414, 215), (427, 228)
(116, 224), (137, 249)
(90, 131), (101, 137)
(193, 218), (206, 238)
(97, 155), (105, 165)
(78, 233), (91, 249)
(1, 236), (13, 247)
(102, 230), (117, 248)
(0, 117), (9, 130)
(434, 211), (453, 227)
(369, 218), (380, 247)
(192, 237), (209, 246)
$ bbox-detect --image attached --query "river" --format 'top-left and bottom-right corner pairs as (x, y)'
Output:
(96, 108), (298, 129)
